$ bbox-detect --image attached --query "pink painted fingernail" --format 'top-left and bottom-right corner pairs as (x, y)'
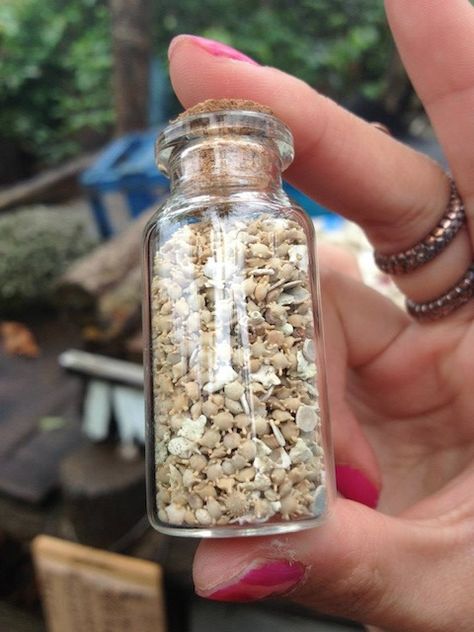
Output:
(336, 465), (379, 508)
(199, 560), (305, 602)
(169, 35), (259, 65)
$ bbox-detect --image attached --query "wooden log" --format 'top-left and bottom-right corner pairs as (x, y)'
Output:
(0, 153), (96, 212)
(60, 443), (146, 548)
(56, 209), (153, 317)
(95, 265), (142, 340)
(0, 494), (61, 543)
(77, 264), (142, 344)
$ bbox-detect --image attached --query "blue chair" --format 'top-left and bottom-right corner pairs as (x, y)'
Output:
(81, 129), (168, 238)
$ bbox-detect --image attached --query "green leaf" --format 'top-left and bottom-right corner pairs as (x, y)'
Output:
(39, 416), (67, 432)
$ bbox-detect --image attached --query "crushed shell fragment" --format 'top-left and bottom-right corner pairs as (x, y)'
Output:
(295, 405), (318, 432)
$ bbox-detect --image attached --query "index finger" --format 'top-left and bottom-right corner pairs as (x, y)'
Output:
(169, 35), (445, 251)
(168, 35), (472, 307)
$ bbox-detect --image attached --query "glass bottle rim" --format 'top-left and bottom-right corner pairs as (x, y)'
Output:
(156, 109), (294, 176)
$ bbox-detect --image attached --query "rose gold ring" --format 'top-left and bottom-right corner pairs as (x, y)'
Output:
(374, 179), (465, 275)
(406, 263), (474, 321)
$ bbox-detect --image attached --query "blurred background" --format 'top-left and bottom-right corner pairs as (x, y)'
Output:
(1, 0), (434, 184)
(0, 1), (441, 631)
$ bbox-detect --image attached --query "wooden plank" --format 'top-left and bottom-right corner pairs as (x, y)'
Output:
(0, 318), (82, 458)
(32, 536), (166, 632)
(0, 420), (84, 503)
(0, 377), (81, 462)
(0, 317), (84, 502)
(59, 350), (144, 386)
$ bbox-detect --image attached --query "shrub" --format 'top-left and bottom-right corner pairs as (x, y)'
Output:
(0, 206), (96, 315)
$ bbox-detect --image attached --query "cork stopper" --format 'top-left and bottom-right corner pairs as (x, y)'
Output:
(157, 98), (293, 178)
(174, 99), (273, 122)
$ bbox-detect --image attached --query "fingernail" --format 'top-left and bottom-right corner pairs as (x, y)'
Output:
(336, 465), (379, 508)
(169, 34), (259, 65)
(200, 560), (305, 602)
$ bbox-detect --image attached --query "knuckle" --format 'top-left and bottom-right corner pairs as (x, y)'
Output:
(292, 543), (387, 620)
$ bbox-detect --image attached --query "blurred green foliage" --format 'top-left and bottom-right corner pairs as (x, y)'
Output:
(157, 0), (392, 102)
(0, 0), (113, 164)
(0, 206), (96, 314)
(0, 0), (394, 166)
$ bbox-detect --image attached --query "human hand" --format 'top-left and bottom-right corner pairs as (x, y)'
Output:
(167, 2), (474, 630)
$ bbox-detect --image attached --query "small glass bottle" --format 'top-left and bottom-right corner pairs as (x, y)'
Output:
(143, 99), (334, 537)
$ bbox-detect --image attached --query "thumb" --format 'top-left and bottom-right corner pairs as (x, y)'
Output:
(193, 499), (455, 631)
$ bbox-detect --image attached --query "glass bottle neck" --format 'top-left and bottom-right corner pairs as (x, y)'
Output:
(168, 137), (283, 194)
